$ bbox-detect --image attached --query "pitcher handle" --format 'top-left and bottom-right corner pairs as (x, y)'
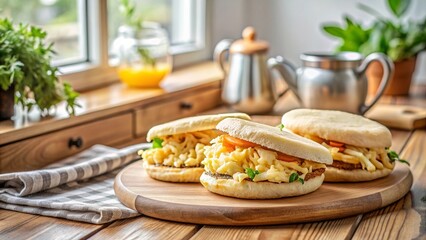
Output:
(213, 39), (233, 79)
(357, 53), (394, 115)
(267, 56), (299, 98)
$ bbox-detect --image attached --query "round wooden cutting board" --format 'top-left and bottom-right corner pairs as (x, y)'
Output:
(114, 161), (412, 226)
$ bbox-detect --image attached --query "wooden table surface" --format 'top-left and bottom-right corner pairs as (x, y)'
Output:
(1, 86), (425, 240)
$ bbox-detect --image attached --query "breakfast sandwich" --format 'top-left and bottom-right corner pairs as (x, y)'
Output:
(281, 109), (408, 182)
(139, 113), (251, 182)
(200, 118), (332, 199)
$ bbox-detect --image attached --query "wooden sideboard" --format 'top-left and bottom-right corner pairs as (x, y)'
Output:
(0, 62), (223, 173)
(0, 85), (425, 239)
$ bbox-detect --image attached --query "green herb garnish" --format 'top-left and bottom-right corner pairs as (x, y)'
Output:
(289, 172), (304, 184)
(152, 137), (163, 149)
(278, 123), (285, 131)
(289, 172), (299, 183)
(245, 168), (260, 180)
(387, 150), (410, 166)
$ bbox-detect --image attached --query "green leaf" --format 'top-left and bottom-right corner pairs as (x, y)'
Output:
(338, 41), (362, 52)
(345, 16), (355, 27)
(289, 172), (299, 183)
(388, 38), (406, 61)
(245, 168), (260, 180)
(387, 150), (398, 160)
(358, 3), (387, 22)
(397, 159), (411, 166)
(322, 15), (371, 53)
(322, 26), (346, 38)
(137, 47), (157, 68)
(278, 123), (284, 131)
(152, 137), (163, 149)
(344, 16), (371, 43)
(388, 0), (411, 17)
(298, 178), (305, 185)
(387, 150), (410, 166)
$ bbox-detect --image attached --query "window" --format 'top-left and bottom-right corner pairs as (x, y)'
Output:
(1, 0), (208, 90)
(0, 0), (88, 66)
(107, 0), (205, 58)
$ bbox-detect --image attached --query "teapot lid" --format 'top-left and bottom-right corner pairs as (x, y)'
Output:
(230, 27), (269, 54)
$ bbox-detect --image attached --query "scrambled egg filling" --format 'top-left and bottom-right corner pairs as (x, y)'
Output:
(141, 130), (221, 168)
(303, 134), (394, 172)
(202, 135), (326, 183)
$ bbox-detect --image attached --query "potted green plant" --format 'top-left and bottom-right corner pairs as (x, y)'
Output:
(322, 0), (426, 95)
(0, 18), (79, 120)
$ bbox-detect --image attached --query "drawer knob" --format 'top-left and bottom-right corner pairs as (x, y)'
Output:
(180, 102), (193, 110)
(68, 137), (83, 149)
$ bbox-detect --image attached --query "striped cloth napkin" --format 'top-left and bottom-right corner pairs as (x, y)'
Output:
(0, 143), (150, 224)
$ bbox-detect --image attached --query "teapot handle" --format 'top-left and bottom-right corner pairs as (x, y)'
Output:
(357, 53), (394, 115)
(214, 39), (233, 79)
(267, 56), (299, 98)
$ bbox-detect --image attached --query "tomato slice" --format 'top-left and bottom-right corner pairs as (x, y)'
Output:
(222, 135), (259, 148)
(328, 140), (346, 152)
(329, 140), (344, 147)
(277, 152), (300, 162)
(221, 142), (235, 152)
(222, 135), (300, 162)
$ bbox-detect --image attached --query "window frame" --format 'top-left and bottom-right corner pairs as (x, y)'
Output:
(60, 0), (210, 92)
(50, 0), (90, 67)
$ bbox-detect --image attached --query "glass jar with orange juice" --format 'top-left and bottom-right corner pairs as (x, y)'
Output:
(112, 23), (172, 88)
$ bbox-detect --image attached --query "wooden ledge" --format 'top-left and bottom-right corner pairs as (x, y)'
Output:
(0, 62), (223, 146)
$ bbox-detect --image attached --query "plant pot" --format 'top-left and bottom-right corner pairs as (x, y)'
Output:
(0, 87), (14, 120)
(366, 57), (416, 96)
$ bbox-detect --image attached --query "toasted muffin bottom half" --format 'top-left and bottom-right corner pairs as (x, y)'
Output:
(324, 165), (393, 182)
(200, 172), (325, 199)
(143, 161), (204, 183)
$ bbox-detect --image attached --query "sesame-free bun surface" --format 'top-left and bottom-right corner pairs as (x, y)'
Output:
(200, 173), (325, 199)
(216, 118), (332, 164)
(146, 113), (251, 141)
(143, 161), (204, 182)
(324, 166), (394, 182)
(282, 109), (392, 148)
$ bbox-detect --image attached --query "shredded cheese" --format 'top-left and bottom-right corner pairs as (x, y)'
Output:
(319, 139), (394, 172)
(141, 130), (220, 168)
(202, 136), (325, 183)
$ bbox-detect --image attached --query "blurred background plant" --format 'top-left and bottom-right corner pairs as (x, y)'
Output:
(112, 0), (172, 88)
(322, 0), (426, 61)
(118, 0), (157, 68)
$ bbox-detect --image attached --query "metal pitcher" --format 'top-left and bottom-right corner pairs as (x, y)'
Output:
(268, 52), (394, 115)
(214, 27), (287, 114)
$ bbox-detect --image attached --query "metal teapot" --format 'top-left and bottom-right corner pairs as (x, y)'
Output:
(214, 27), (287, 114)
(268, 52), (394, 115)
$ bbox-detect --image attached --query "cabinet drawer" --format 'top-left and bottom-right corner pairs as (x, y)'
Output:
(135, 88), (221, 136)
(0, 113), (133, 173)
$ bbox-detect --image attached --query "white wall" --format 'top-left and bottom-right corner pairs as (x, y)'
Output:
(211, 0), (247, 51)
(211, 0), (426, 83)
